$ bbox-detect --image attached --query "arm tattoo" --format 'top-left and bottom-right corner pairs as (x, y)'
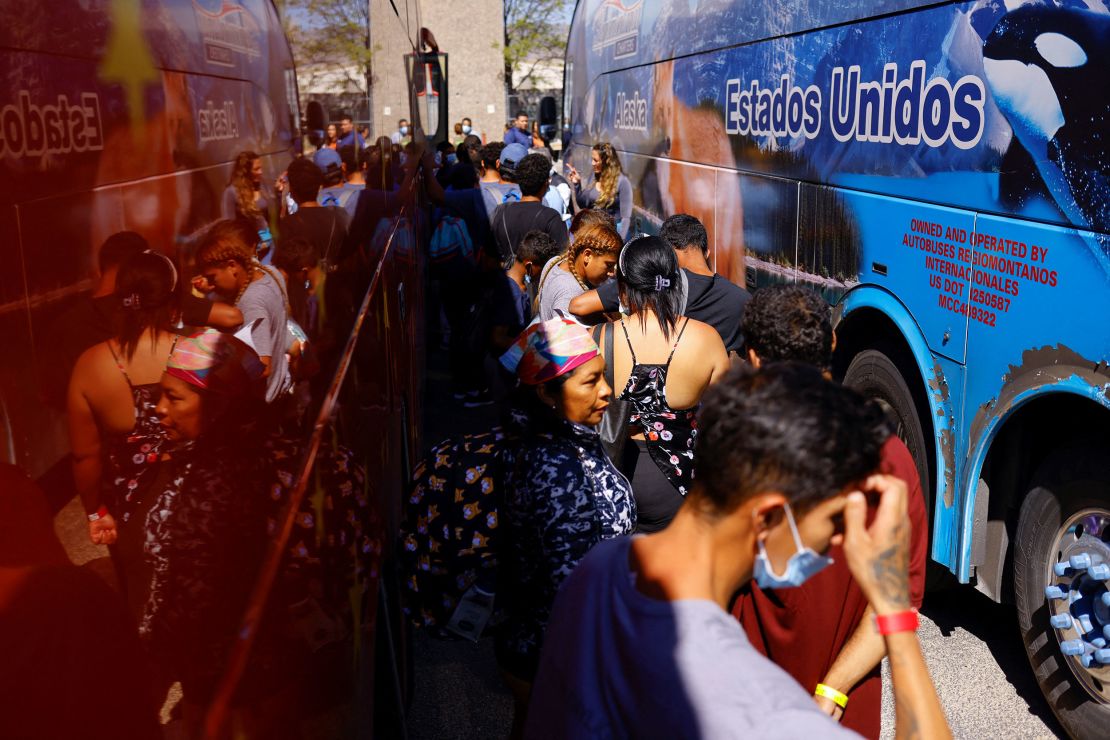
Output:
(872, 521), (910, 609)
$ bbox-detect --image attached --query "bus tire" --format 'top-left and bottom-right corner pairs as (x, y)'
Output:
(1015, 448), (1110, 740)
(843, 349), (954, 590)
(843, 350), (931, 515)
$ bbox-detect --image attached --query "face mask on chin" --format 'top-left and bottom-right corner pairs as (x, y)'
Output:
(752, 501), (833, 589)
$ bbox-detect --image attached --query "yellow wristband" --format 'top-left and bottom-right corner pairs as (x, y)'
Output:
(814, 683), (849, 709)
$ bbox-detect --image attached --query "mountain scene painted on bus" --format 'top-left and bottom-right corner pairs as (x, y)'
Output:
(567, 0), (1109, 292)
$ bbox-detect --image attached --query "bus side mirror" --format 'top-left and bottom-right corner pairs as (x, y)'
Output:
(539, 96), (557, 142)
(304, 101), (326, 146)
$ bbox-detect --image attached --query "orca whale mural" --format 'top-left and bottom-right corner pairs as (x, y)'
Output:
(983, 4), (1109, 235)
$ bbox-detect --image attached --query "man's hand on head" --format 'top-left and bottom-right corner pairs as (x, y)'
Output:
(843, 474), (911, 616)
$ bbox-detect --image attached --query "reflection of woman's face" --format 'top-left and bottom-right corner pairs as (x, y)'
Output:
(327, 124), (337, 140)
(250, 158), (263, 184)
(544, 356), (611, 426)
(591, 151), (602, 174)
(156, 374), (205, 442)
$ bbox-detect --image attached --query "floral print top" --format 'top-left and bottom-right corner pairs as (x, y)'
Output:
(104, 341), (173, 523)
(498, 418), (636, 680)
(617, 316), (698, 496)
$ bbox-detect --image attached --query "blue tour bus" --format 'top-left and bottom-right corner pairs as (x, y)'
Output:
(565, 1), (1110, 735)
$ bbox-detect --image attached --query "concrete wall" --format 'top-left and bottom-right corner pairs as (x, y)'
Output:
(368, 0), (506, 144)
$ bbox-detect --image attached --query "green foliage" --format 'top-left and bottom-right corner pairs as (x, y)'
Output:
(504, 0), (571, 93)
(276, 0), (373, 94)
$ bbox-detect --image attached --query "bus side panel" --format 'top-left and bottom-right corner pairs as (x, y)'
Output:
(957, 215), (1110, 578)
(0, 206), (34, 468)
(816, 190), (977, 364)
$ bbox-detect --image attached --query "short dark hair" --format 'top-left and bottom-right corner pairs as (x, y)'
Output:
(338, 144), (365, 175)
(618, 235), (683, 342)
(98, 231), (148, 272)
(399, 118), (409, 126)
(273, 236), (317, 273)
(518, 230), (556, 265)
(462, 117), (472, 124)
(435, 141), (455, 154)
(693, 363), (886, 516)
(447, 162), (479, 190)
(742, 285), (833, 369)
(288, 157), (324, 204)
(514, 153), (551, 198)
(515, 112), (528, 120)
(340, 113), (353, 123)
(480, 142), (506, 171)
(660, 214), (708, 257)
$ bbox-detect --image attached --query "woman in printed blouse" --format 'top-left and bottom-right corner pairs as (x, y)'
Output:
(605, 236), (729, 533)
(496, 317), (637, 736)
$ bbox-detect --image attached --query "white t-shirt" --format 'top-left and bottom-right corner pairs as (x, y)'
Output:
(526, 537), (860, 739)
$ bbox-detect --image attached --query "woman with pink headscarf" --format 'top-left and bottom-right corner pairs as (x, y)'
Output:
(495, 317), (637, 734)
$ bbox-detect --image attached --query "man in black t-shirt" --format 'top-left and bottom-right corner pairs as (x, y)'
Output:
(570, 214), (750, 353)
(281, 157), (350, 270)
(490, 153), (569, 269)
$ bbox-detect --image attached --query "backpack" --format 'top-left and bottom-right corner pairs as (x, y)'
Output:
(429, 214), (474, 268)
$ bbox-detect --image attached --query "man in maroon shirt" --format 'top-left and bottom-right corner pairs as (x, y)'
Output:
(730, 285), (928, 738)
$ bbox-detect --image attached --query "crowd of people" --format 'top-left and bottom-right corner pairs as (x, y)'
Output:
(398, 109), (950, 739)
(0, 104), (952, 739)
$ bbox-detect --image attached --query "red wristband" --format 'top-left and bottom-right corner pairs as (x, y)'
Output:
(875, 609), (919, 635)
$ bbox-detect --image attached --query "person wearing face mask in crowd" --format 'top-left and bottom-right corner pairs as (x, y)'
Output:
(391, 118), (412, 145)
(491, 230), (556, 353)
(461, 117), (474, 138)
(497, 317), (636, 737)
(535, 222), (621, 322)
(525, 363), (951, 740)
(730, 285), (928, 737)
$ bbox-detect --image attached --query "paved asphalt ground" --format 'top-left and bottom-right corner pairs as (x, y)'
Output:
(406, 347), (1068, 739)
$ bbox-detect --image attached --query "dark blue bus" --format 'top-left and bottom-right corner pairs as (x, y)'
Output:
(565, 1), (1110, 735)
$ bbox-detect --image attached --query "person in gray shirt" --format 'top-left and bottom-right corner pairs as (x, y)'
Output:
(195, 220), (291, 404)
(527, 364), (951, 740)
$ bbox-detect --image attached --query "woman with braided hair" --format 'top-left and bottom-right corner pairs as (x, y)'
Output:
(535, 221), (622, 322)
(194, 219), (292, 403)
(602, 235), (729, 532)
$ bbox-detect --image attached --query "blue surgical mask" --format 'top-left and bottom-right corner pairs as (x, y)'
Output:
(434, 152), (443, 167)
(462, 124), (472, 134)
(400, 125), (409, 135)
(752, 502), (833, 589)
(447, 153), (458, 165)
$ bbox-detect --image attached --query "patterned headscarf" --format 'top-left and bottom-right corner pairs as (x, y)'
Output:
(500, 317), (599, 385)
(165, 324), (265, 396)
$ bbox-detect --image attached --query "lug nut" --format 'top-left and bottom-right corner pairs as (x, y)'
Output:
(1093, 638), (1107, 649)
(1050, 613), (1073, 630)
(1054, 562), (1071, 577)
(1078, 614), (1095, 633)
(1071, 553), (1093, 570)
(1082, 653), (1095, 668)
(1102, 593), (1110, 608)
(1046, 585), (1068, 600)
(1096, 648), (1110, 664)
(1061, 639), (1086, 656)
(1104, 624), (1110, 641)
(1090, 564), (1110, 581)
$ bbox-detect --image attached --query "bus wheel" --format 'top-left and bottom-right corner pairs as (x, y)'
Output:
(1015, 449), (1110, 740)
(843, 350), (931, 517)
